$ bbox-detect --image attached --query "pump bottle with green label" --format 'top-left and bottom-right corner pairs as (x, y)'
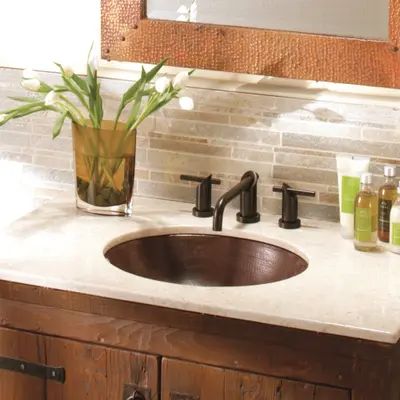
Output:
(389, 184), (400, 255)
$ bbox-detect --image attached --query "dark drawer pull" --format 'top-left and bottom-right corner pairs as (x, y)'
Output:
(170, 392), (200, 400)
(126, 391), (145, 400)
(123, 384), (151, 400)
(0, 356), (65, 383)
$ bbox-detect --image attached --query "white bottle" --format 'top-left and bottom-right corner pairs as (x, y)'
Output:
(389, 184), (400, 254)
(336, 155), (370, 239)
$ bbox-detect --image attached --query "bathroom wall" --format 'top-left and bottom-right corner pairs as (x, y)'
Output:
(0, 0), (98, 73)
(1, 67), (400, 221)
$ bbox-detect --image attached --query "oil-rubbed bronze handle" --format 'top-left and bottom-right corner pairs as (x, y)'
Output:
(126, 390), (145, 400)
(170, 392), (200, 400)
(181, 174), (221, 218)
(123, 384), (151, 400)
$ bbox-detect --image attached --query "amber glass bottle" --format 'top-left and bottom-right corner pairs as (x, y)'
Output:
(378, 165), (398, 242)
(354, 173), (378, 252)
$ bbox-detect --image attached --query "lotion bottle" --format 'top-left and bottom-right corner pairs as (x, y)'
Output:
(389, 184), (400, 254)
(354, 173), (378, 252)
(336, 155), (370, 239)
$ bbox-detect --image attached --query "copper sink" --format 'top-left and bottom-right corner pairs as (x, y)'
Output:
(105, 234), (308, 287)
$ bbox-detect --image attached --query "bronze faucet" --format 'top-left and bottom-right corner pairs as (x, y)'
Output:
(213, 171), (260, 231)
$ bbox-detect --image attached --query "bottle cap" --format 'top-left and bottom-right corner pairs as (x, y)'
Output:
(384, 165), (396, 177)
(361, 173), (373, 185)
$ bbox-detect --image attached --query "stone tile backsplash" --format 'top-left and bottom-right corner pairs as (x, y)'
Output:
(1, 67), (400, 221)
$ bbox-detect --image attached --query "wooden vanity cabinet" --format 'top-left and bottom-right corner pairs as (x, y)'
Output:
(0, 280), (399, 400)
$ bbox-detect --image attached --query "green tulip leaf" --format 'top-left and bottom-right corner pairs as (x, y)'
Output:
(52, 111), (68, 139)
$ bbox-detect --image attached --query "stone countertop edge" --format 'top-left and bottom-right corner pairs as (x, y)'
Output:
(0, 193), (399, 344)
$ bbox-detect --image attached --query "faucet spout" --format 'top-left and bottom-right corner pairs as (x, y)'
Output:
(213, 171), (260, 231)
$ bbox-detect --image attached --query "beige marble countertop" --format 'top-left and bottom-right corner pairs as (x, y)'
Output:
(0, 194), (399, 344)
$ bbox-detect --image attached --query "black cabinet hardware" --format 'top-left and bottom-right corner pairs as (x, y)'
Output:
(0, 356), (65, 383)
(123, 384), (151, 400)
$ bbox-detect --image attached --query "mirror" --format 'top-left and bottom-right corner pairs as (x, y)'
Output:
(102, 0), (399, 88)
(147, 0), (389, 40)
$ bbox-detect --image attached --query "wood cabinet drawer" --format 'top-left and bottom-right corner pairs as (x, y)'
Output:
(161, 358), (350, 400)
(0, 328), (46, 399)
(45, 336), (159, 400)
(0, 327), (159, 400)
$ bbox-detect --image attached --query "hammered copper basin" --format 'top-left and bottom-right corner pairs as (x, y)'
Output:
(105, 234), (308, 287)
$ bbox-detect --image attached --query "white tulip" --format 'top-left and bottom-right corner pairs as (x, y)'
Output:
(155, 77), (171, 93)
(179, 96), (194, 111)
(176, 15), (189, 22)
(22, 68), (39, 80)
(45, 91), (59, 106)
(0, 114), (7, 123)
(189, 1), (198, 21)
(177, 5), (189, 13)
(63, 65), (74, 78)
(21, 78), (41, 92)
(173, 71), (190, 89)
(190, 1), (198, 12)
(88, 43), (100, 71)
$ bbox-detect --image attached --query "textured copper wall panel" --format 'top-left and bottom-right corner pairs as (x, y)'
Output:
(102, 0), (400, 88)
(390, 0), (400, 47)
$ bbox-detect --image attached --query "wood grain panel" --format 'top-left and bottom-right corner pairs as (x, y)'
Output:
(101, 0), (400, 88)
(314, 386), (350, 400)
(225, 369), (348, 400)
(0, 328), (46, 400)
(0, 281), (394, 362)
(161, 358), (224, 399)
(278, 380), (315, 400)
(0, 297), (360, 390)
(46, 337), (159, 400)
(106, 348), (159, 400)
(225, 369), (285, 399)
(46, 337), (108, 400)
(164, 358), (350, 400)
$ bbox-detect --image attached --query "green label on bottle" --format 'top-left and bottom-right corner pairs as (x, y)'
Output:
(392, 223), (400, 246)
(355, 208), (375, 242)
(379, 199), (393, 233)
(342, 176), (360, 214)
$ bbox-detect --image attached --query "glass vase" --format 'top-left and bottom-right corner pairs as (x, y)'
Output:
(72, 121), (136, 216)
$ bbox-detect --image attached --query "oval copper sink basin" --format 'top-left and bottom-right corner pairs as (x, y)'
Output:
(105, 234), (308, 287)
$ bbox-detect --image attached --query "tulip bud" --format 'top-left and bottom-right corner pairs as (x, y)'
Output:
(44, 91), (59, 106)
(173, 71), (190, 89)
(177, 5), (189, 13)
(190, 0), (198, 21)
(88, 43), (100, 71)
(176, 15), (189, 21)
(63, 65), (74, 78)
(22, 68), (39, 80)
(155, 77), (171, 94)
(21, 79), (41, 92)
(179, 96), (194, 111)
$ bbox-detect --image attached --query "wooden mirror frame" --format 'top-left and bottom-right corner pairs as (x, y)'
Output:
(102, 0), (400, 88)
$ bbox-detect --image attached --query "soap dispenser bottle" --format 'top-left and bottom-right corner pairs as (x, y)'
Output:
(354, 173), (378, 252)
(378, 165), (397, 243)
(389, 184), (400, 254)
